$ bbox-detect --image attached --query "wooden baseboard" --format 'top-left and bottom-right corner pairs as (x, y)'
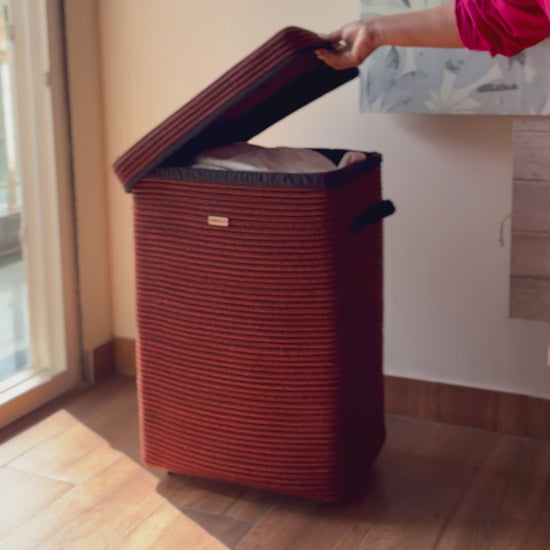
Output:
(90, 338), (136, 381)
(113, 338), (137, 376)
(96, 338), (550, 441)
(90, 340), (115, 382)
(384, 375), (550, 441)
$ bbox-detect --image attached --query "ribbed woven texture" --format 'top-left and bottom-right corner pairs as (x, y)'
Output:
(133, 169), (385, 502)
(113, 27), (322, 189)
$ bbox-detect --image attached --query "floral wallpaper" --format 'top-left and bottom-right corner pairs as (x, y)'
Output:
(360, 0), (550, 114)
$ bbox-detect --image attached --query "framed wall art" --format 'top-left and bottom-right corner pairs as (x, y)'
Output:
(360, 0), (550, 115)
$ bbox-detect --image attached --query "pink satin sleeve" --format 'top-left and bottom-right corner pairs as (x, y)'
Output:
(455, 0), (550, 56)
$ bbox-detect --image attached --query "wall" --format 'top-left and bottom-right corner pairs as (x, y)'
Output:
(64, 0), (112, 356)
(97, 0), (550, 399)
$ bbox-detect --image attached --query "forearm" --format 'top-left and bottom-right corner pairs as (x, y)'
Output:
(371, 2), (463, 49)
(316, 1), (464, 69)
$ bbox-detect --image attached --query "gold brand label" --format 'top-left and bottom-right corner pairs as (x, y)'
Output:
(207, 216), (230, 227)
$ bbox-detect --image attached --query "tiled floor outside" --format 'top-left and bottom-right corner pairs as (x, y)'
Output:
(0, 252), (29, 381)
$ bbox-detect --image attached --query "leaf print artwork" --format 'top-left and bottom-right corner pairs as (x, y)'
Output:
(360, 0), (550, 114)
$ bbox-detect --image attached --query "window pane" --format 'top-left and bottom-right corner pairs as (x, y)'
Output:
(0, 0), (29, 381)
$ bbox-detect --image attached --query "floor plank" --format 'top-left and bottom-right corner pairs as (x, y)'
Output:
(37, 468), (164, 550)
(0, 453), (171, 550)
(235, 497), (319, 550)
(521, 480), (550, 550)
(228, 420), (428, 550)
(285, 503), (374, 550)
(361, 424), (500, 550)
(0, 375), (132, 446)
(283, 418), (438, 550)
(0, 466), (73, 541)
(111, 502), (229, 550)
(432, 434), (524, 550)
(0, 406), (230, 550)
(62, 375), (134, 420)
(0, 409), (79, 466)
(182, 508), (252, 548)
(483, 439), (550, 550)
(8, 421), (108, 479)
(223, 487), (281, 524)
(168, 476), (247, 515)
(2, 375), (550, 550)
(52, 444), (122, 484)
(123, 439), (166, 479)
(79, 381), (139, 453)
(0, 454), (137, 550)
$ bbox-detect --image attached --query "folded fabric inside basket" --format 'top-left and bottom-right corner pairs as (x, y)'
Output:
(188, 143), (366, 173)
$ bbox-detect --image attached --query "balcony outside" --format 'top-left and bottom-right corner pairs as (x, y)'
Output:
(0, 2), (29, 382)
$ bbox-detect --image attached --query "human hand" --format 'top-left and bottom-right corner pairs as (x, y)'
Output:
(315, 20), (380, 70)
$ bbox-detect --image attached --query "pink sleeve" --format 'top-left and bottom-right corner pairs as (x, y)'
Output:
(455, 0), (550, 56)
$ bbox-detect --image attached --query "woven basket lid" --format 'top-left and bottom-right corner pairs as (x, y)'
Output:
(113, 27), (358, 192)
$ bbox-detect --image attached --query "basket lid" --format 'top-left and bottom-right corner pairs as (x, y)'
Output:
(113, 27), (358, 192)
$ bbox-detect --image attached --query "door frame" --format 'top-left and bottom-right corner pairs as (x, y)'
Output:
(0, 0), (82, 427)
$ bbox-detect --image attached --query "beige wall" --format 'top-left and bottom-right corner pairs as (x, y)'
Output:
(64, 0), (112, 354)
(96, 0), (550, 398)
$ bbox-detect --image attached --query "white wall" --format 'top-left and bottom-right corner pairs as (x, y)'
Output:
(97, 0), (550, 398)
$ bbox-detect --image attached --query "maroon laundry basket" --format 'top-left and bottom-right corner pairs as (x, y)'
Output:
(114, 27), (394, 502)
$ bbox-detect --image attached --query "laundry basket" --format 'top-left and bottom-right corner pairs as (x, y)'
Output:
(114, 27), (394, 502)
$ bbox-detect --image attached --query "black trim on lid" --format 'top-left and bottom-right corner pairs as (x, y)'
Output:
(142, 151), (382, 191)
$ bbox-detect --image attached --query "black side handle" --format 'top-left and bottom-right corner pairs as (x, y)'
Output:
(351, 200), (395, 233)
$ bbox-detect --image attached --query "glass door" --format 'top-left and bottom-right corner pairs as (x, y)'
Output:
(0, 1), (29, 386)
(0, 0), (81, 427)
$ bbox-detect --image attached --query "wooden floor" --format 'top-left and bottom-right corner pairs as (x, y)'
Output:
(0, 408), (228, 550)
(1, 374), (549, 550)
